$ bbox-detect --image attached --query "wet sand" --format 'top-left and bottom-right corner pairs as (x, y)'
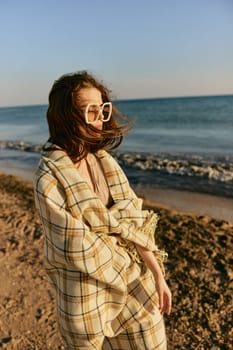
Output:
(134, 184), (233, 223)
(0, 172), (232, 349)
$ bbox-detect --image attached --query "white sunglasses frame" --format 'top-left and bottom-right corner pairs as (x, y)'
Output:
(84, 102), (112, 124)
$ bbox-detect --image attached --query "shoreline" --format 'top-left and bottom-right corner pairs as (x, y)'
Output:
(1, 164), (233, 223)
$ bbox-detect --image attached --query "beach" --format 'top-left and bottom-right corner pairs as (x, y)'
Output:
(0, 168), (232, 349)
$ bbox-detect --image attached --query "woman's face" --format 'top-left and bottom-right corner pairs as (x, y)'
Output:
(76, 87), (104, 131)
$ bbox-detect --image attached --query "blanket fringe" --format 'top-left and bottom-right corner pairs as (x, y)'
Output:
(117, 211), (168, 275)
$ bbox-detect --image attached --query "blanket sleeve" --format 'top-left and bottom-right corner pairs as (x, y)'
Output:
(109, 192), (159, 250)
(109, 188), (168, 272)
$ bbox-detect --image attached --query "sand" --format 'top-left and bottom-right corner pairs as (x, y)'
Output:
(0, 172), (232, 349)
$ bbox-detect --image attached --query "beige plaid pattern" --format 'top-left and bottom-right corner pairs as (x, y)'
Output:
(103, 307), (166, 350)
(34, 143), (167, 349)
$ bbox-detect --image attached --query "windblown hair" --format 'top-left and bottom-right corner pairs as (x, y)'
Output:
(46, 71), (131, 161)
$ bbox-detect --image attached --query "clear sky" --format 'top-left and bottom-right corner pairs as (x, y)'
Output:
(0, 0), (233, 106)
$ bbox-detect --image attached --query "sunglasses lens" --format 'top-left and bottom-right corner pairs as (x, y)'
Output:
(102, 103), (111, 121)
(86, 104), (100, 123)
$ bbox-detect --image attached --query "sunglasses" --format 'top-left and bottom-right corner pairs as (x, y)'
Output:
(84, 102), (112, 124)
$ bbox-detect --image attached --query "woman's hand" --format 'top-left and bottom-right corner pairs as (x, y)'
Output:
(136, 244), (172, 315)
(153, 274), (172, 315)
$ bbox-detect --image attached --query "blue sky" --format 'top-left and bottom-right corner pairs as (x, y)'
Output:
(0, 0), (233, 106)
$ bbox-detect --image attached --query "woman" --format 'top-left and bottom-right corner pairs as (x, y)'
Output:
(34, 71), (171, 349)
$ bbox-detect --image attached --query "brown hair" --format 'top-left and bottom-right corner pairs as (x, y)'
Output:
(46, 71), (131, 161)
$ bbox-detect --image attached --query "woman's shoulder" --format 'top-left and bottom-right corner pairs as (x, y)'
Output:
(34, 158), (57, 192)
(34, 142), (68, 189)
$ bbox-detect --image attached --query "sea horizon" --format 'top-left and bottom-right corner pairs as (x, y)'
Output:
(1, 92), (233, 109)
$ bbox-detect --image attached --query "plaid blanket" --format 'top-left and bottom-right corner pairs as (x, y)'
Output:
(34, 142), (166, 339)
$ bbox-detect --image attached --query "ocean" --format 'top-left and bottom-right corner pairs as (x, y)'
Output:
(0, 95), (233, 197)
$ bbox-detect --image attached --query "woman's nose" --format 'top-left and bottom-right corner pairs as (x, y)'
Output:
(95, 119), (103, 130)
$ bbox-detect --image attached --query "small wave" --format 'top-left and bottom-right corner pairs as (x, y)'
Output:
(1, 140), (233, 184)
(0, 140), (42, 153)
(114, 151), (233, 184)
